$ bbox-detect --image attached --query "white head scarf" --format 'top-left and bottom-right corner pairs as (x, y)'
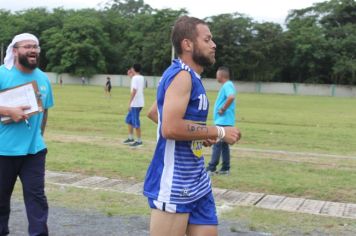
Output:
(4, 33), (39, 70)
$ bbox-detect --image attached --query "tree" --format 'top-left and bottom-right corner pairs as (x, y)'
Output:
(285, 17), (329, 83)
(133, 9), (186, 75)
(0, 8), (57, 70)
(247, 22), (290, 82)
(43, 9), (109, 78)
(208, 13), (254, 80)
(0, 10), (16, 64)
(105, 0), (153, 16)
(1, 0), (354, 84)
(286, 0), (356, 84)
(103, 0), (186, 75)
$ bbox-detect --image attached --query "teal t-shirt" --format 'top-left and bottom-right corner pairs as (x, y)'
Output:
(0, 65), (54, 156)
(213, 80), (236, 126)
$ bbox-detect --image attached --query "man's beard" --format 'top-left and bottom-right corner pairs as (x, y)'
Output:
(192, 47), (215, 67)
(18, 53), (38, 70)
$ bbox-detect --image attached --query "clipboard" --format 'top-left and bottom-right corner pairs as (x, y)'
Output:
(0, 81), (43, 124)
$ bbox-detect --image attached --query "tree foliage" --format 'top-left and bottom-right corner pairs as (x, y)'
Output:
(286, 0), (356, 84)
(43, 9), (108, 77)
(0, 0), (355, 84)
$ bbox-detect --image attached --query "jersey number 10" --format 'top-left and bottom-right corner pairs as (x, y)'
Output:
(198, 94), (208, 111)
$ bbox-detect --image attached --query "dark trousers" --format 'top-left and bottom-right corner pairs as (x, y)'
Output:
(0, 149), (48, 236)
(207, 140), (231, 172)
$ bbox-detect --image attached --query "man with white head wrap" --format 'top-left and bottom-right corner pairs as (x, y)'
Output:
(4, 33), (39, 70)
(0, 33), (54, 236)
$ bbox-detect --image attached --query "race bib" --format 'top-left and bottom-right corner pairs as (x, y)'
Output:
(191, 140), (203, 158)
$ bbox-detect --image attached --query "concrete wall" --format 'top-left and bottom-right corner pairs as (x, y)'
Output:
(47, 73), (356, 97)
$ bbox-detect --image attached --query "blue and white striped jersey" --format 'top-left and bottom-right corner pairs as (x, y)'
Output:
(143, 59), (212, 204)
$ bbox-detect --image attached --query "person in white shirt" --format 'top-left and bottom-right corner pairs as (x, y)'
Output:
(123, 64), (145, 147)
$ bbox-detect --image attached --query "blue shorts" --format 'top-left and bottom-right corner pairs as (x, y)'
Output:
(147, 192), (218, 225)
(125, 107), (142, 128)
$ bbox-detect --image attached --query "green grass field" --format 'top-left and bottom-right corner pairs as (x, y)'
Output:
(12, 84), (356, 235)
(45, 84), (356, 202)
(49, 84), (356, 155)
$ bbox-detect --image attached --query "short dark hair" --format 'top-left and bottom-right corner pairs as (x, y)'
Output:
(217, 66), (230, 79)
(171, 16), (207, 56)
(133, 63), (141, 73)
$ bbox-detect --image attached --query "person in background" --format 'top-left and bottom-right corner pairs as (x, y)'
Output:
(206, 66), (237, 176)
(126, 67), (134, 78)
(59, 75), (63, 87)
(105, 76), (112, 97)
(0, 33), (54, 236)
(144, 16), (241, 236)
(123, 64), (145, 147)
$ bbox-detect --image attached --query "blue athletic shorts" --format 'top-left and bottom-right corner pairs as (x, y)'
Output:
(147, 191), (218, 225)
(125, 107), (142, 128)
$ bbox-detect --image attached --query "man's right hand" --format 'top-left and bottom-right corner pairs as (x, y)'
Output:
(8, 106), (30, 122)
(223, 127), (241, 144)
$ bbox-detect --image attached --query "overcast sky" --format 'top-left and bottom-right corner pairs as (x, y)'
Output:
(0, 0), (325, 25)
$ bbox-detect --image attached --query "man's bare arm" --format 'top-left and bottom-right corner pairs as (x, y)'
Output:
(147, 101), (158, 124)
(161, 71), (241, 144)
(161, 71), (218, 141)
(0, 106), (30, 122)
(41, 109), (48, 135)
(218, 95), (235, 114)
(129, 89), (137, 107)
